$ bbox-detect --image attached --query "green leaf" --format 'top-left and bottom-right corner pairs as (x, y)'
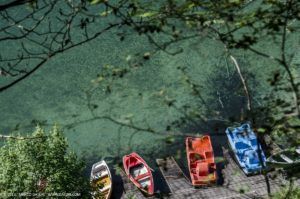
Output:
(100, 10), (112, 16)
(257, 128), (266, 134)
(212, 19), (225, 24)
(165, 136), (175, 144)
(90, 0), (106, 5)
(187, 2), (195, 9)
(137, 12), (157, 18)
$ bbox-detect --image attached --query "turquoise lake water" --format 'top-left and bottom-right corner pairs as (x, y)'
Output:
(1, 2), (299, 170)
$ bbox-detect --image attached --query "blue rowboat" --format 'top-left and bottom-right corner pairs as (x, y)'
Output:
(225, 123), (267, 175)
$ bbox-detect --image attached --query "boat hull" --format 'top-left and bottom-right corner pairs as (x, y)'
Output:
(90, 160), (112, 199)
(267, 149), (300, 168)
(186, 135), (217, 186)
(225, 123), (267, 175)
(123, 152), (154, 196)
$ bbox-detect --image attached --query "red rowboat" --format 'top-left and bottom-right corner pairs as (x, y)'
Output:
(123, 152), (154, 195)
(186, 135), (217, 186)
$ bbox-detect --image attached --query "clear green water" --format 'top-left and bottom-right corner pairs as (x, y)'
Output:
(1, 3), (298, 170)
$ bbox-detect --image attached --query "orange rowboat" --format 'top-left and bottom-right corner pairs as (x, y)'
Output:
(123, 152), (154, 196)
(186, 136), (217, 186)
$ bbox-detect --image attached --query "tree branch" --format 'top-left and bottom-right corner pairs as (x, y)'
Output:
(229, 55), (252, 111)
(0, 134), (46, 140)
(0, 22), (119, 92)
(0, 0), (34, 11)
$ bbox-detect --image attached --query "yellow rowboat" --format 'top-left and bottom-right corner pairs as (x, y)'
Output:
(90, 160), (112, 199)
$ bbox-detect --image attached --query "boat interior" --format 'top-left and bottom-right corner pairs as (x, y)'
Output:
(189, 153), (216, 177)
(231, 132), (265, 166)
(127, 157), (151, 190)
(273, 151), (298, 163)
(91, 164), (111, 194)
(242, 150), (260, 165)
(235, 141), (251, 151)
(187, 137), (216, 183)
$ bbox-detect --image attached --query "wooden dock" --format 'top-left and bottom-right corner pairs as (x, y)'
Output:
(115, 170), (146, 199)
(117, 148), (288, 199)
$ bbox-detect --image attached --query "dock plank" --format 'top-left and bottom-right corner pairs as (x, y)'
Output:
(156, 157), (191, 194)
(119, 170), (147, 199)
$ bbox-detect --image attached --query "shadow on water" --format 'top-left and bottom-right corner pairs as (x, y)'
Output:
(153, 169), (172, 198)
(110, 165), (124, 199)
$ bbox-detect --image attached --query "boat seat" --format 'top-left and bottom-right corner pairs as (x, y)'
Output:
(280, 154), (293, 163)
(194, 158), (205, 164)
(235, 142), (250, 150)
(130, 164), (147, 177)
(100, 184), (111, 192)
(190, 153), (202, 161)
(205, 151), (213, 159)
(196, 162), (209, 176)
(93, 170), (109, 179)
(135, 173), (149, 181)
(191, 159), (205, 173)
